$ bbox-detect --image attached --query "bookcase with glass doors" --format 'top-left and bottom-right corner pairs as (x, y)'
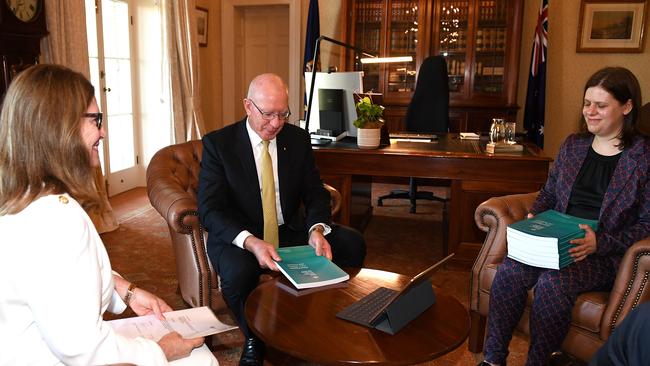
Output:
(346, 0), (523, 133)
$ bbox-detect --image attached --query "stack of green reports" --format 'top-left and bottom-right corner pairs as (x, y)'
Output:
(506, 210), (599, 270)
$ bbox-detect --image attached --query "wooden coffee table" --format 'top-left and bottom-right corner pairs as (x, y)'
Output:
(244, 268), (469, 365)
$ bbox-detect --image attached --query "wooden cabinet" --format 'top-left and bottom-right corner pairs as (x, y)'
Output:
(346, 0), (522, 133)
(347, 0), (428, 129)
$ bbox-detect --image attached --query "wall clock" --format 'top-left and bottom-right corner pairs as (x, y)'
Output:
(6, 0), (41, 22)
(0, 0), (47, 100)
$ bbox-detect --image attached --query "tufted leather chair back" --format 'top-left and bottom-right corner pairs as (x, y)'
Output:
(146, 140), (222, 310)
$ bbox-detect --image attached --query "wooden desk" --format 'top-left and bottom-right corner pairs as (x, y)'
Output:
(314, 135), (552, 269)
(245, 268), (469, 365)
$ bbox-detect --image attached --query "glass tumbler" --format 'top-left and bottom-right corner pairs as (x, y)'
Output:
(505, 122), (516, 144)
(490, 118), (505, 143)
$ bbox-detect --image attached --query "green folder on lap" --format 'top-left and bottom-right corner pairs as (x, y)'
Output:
(274, 245), (349, 289)
(506, 210), (599, 270)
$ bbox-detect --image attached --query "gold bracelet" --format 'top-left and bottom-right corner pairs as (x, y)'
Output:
(123, 283), (138, 306)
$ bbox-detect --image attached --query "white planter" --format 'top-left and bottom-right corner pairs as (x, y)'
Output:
(356, 128), (381, 149)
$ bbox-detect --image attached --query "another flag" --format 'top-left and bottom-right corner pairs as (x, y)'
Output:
(303, 0), (320, 73)
(303, 0), (320, 111)
(524, 0), (548, 149)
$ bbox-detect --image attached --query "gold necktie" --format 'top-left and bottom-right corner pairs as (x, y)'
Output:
(261, 140), (279, 247)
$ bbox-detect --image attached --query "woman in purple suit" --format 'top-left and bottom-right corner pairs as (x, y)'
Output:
(478, 67), (650, 366)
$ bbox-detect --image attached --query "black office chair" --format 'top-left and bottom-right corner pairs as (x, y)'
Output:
(377, 55), (450, 252)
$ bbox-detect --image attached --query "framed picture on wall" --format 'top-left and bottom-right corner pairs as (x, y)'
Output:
(196, 7), (209, 47)
(577, 0), (647, 52)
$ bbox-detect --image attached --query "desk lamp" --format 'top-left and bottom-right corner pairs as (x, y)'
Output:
(304, 35), (412, 133)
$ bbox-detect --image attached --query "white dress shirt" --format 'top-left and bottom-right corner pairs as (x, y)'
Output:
(0, 194), (217, 366)
(233, 120), (330, 248)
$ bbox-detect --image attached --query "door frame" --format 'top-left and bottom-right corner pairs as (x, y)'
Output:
(221, 0), (301, 125)
(88, 0), (143, 196)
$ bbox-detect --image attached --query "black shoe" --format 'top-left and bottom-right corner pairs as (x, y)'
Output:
(239, 337), (265, 366)
(548, 351), (579, 366)
(477, 362), (492, 366)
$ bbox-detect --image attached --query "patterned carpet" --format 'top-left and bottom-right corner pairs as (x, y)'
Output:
(101, 184), (530, 365)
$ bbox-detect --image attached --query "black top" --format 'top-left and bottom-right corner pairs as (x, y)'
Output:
(567, 146), (621, 220)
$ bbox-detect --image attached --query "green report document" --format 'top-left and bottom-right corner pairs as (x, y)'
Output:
(506, 210), (599, 270)
(275, 245), (349, 289)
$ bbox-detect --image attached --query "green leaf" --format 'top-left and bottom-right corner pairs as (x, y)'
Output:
(354, 96), (384, 128)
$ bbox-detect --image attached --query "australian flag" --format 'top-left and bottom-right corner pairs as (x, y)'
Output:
(303, 0), (320, 73)
(524, 0), (548, 148)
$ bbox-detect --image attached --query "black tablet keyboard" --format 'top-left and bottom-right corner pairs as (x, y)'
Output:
(336, 286), (398, 326)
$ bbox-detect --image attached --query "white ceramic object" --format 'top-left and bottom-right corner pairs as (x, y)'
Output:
(356, 128), (381, 149)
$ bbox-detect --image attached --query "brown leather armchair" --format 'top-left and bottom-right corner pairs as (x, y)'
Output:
(469, 192), (650, 362)
(146, 140), (342, 312)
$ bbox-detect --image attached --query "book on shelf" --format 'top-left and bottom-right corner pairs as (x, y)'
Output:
(506, 210), (599, 270)
(108, 306), (238, 341)
(274, 245), (349, 289)
(486, 142), (523, 154)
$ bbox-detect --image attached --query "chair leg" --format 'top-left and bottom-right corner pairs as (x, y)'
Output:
(409, 178), (417, 213)
(442, 200), (449, 255)
(468, 310), (487, 353)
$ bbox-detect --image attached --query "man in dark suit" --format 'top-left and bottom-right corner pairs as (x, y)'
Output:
(198, 73), (366, 366)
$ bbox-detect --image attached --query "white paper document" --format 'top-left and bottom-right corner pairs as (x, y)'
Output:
(460, 132), (480, 140)
(108, 306), (238, 341)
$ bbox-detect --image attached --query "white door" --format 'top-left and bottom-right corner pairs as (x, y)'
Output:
(86, 0), (140, 196)
(232, 5), (289, 118)
(222, 0), (301, 124)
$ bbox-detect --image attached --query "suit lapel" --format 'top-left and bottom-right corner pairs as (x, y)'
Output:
(601, 138), (641, 217)
(558, 136), (592, 211)
(235, 120), (263, 210)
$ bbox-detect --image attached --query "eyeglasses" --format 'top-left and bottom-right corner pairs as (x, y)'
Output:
(248, 99), (291, 121)
(83, 112), (103, 130)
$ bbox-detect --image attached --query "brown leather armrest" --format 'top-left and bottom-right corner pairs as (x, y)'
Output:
(324, 183), (341, 218)
(146, 141), (202, 235)
(473, 192), (538, 265)
(146, 171), (198, 235)
(600, 237), (650, 339)
(470, 192), (538, 310)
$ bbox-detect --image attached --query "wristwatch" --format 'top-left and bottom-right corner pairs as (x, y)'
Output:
(123, 283), (138, 306)
(311, 225), (324, 235)
(309, 224), (331, 236)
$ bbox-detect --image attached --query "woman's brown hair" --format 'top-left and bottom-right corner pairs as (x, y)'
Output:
(0, 64), (103, 215)
(580, 67), (642, 149)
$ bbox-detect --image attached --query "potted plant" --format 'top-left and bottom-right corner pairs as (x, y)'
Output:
(354, 96), (385, 149)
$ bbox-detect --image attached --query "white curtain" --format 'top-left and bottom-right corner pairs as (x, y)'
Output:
(41, 0), (119, 234)
(165, 0), (206, 143)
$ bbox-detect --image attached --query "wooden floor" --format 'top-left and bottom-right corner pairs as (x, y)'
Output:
(109, 187), (150, 221)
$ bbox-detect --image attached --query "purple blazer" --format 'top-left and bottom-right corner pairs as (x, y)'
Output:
(531, 133), (650, 262)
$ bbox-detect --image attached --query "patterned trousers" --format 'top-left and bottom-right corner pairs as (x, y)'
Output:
(484, 256), (617, 366)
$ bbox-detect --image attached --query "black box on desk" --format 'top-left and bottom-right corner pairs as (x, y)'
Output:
(318, 88), (345, 136)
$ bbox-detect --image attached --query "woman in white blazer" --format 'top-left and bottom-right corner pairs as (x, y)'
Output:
(0, 64), (218, 366)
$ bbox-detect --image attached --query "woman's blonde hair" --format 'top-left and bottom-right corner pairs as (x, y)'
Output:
(0, 64), (103, 215)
